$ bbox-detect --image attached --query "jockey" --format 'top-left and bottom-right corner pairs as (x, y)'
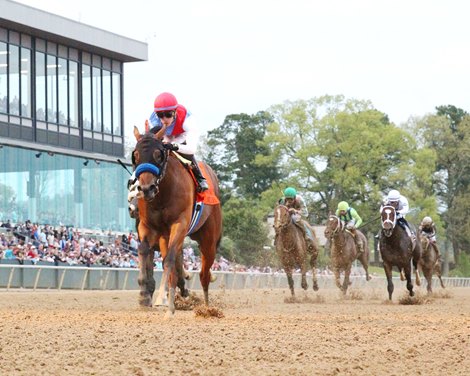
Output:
(335, 201), (364, 253)
(419, 216), (440, 258)
(381, 189), (414, 238)
(278, 187), (316, 252)
(127, 92), (208, 218)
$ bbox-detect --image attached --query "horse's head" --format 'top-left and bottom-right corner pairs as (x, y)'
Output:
(273, 205), (292, 234)
(380, 205), (397, 237)
(324, 215), (342, 239)
(132, 126), (168, 201)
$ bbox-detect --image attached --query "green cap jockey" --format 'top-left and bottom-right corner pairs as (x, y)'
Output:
(284, 187), (297, 198)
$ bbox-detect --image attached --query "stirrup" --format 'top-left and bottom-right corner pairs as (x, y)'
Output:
(197, 179), (209, 192)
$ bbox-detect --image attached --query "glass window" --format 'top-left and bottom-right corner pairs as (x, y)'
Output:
(20, 47), (31, 118)
(46, 54), (57, 123)
(35, 51), (46, 121)
(102, 69), (111, 134)
(82, 64), (92, 130)
(112, 72), (121, 135)
(92, 67), (102, 132)
(9, 45), (20, 116)
(0, 41), (7, 113)
(69, 60), (78, 127)
(58, 57), (67, 125)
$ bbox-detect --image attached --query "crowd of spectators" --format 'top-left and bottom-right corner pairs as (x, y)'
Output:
(1, 220), (350, 276)
(0, 219), (139, 268)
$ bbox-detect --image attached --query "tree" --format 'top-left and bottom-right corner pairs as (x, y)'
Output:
(203, 112), (280, 202)
(222, 196), (269, 266)
(414, 108), (470, 262)
(261, 95), (418, 229)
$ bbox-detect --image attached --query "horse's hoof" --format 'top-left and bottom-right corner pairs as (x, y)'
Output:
(164, 310), (175, 320)
(181, 288), (190, 298)
(410, 291), (415, 297)
(138, 297), (153, 307)
(184, 272), (192, 280)
(155, 296), (169, 307)
(313, 283), (319, 292)
(367, 276), (372, 281)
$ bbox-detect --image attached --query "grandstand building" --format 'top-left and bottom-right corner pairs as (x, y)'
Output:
(0, 0), (147, 231)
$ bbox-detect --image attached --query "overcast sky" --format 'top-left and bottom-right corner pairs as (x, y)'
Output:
(16, 0), (470, 142)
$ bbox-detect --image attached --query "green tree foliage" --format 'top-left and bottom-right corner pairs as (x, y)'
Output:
(203, 112), (279, 202)
(413, 108), (470, 260)
(261, 95), (418, 232)
(221, 196), (269, 266)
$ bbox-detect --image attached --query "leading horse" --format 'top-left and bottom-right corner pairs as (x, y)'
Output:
(274, 205), (319, 297)
(379, 205), (421, 300)
(132, 126), (222, 317)
(324, 215), (371, 294)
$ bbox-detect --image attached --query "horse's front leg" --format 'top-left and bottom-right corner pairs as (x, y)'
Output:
(404, 262), (414, 297)
(383, 261), (394, 300)
(300, 262), (308, 291)
(333, 267), (342, 291)
(310, 253), (319, 291)
(342, 266), (351, 294)
(164, 221), (188, 318)
(137, 238), (156, 307)
(285, 267), (295, 297)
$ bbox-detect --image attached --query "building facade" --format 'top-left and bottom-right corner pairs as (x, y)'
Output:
(0, 0), (147, 231)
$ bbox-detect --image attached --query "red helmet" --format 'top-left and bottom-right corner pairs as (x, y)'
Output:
(154, 92), (178, 112)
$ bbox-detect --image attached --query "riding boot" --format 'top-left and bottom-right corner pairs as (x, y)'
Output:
(189, 155), (209, 192)
(301, 222), (315, 253)
(350, 228), (363, 253)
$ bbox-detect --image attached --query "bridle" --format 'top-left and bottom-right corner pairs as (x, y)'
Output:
(133, 137), (170, 200)
(274, 205), (292, 232)
(381, 205), (397, 237)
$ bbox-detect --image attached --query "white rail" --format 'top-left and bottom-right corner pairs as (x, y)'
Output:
(1, 264), (469, 290)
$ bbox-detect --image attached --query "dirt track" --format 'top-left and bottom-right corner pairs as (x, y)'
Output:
(0, 285), (468, 376)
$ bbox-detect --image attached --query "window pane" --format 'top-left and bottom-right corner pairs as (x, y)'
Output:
(46, 54), (57, 123)
(35, 51), (46, 121)
(82, 64), (91, 130)
(112, 72), (121, 135)
(102, 69), (111, 133)
(20, 47), (31, 117)
(58, 57), (67, 125)
(92, 67), (101, 132)
(0, 42), (7, 113)
(9, 45), (20, 116)
(69, 60), (78, 127)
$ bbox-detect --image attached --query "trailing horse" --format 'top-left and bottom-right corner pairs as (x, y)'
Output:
(274, 205), (319, 297)
(132, 126), (222, 317)
(418, 235), (445, 293)
(324, 215), (371, 294)
(379, 205), (422, 300)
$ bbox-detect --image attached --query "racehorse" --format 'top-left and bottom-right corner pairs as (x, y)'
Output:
(379, 205), (422, 300)
(324, 215), (371, 294)
(132, 126), (222, 317)
(418, 235), (445, 293)
(274, 204), (319, 297)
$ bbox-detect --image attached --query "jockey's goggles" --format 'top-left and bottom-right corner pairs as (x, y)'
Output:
(156, 111), (175, 119)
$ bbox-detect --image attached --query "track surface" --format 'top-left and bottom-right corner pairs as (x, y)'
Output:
(0, 286), (468, 375)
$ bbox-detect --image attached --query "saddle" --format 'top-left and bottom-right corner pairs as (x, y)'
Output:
(172, 152), (220, 235)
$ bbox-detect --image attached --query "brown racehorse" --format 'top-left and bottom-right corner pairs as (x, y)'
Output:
(132, 126), (222, 317)
(274, 205), (319, 297)
(418, 235), (445, 293)
(324, 215), (371, 294)
(379, 205), (422, 300)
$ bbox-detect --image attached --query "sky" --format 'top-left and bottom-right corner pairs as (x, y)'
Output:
(15, 0), (470, 143)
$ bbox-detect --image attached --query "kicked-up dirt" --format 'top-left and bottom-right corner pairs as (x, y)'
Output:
(0, 285), (468, 375)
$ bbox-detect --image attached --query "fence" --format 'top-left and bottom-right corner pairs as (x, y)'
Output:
(1, 264), (469, 291)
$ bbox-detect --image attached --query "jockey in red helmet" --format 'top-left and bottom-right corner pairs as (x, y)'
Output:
(127, 93), (209, 217)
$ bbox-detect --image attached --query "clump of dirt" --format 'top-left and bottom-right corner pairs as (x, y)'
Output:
(284, 294), (325, 304)
(347, 289), (364, 301)
(175, 292), (203, 310)
(399, 292), (433, 305)
(193, 305), (224, 318)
